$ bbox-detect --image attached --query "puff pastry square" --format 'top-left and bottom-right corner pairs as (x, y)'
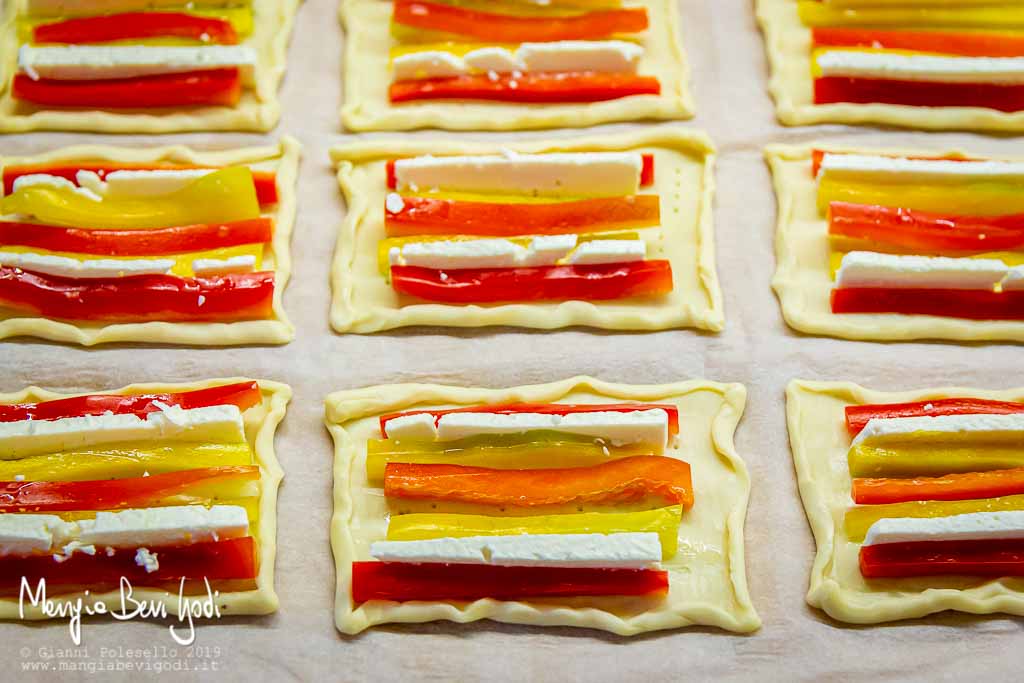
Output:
(339, 0), (693, 131)
(2, 377), (290, 621)
(0, 0), (300, 133)
(327, 375), (760, 635)
(766, 142), (1024, 342)
(755, 0), (1024, 131)
(0, 137), (301, 346)
(329, 128), (722, 333)
(787, 379), (1024, 623)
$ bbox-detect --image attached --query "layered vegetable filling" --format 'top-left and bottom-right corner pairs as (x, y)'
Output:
(387, 0), (659, 104)
(798, 0), (1024, 110)
(811, 149), (1024, 320)
(839, 396), (1024, 578)
(0, 381), (265, 595)
(12, 0), (257, 109)
(0, 160), (279, 324)
(352, 402), (692, 603)
(379, 150), (672, 303)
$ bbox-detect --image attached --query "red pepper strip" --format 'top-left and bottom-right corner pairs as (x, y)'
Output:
(853, 468), (1024, 505)
(33, 12), (238, 45)
(860, 538), (1024, 578)
(12, 68), (241, 109)
(814, 76), (1024, 113)
(391, 260), (673, 304)
(812, 27), (1024, 58)
(0, 466), (258, 511)
(0, 381), (261, 423)
(831, 288), (1024, 320)
(3, 165), (278, 206)
(0, 537), (257, 591)
(352, 562), (668, 603)
(0, 219), (273, 257)
(379, 402), (680, 439)
(389, 72), (661, 104)
(0, 266), (274, 323)
(829, 202), (1024, 254)
(846, 398), (1024, 436)
(385, 195), (660, 237)
(385, 154), (655, 189)
(811, 149), (974, 177)
(392, 0), (648, 42)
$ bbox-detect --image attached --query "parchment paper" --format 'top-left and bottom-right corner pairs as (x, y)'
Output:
(2, 0), (1023, 680)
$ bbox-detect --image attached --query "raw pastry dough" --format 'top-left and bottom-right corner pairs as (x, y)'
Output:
(329, 128), (723, 333)
(755, 0), (1024, 131)
(0, 136), (301, 346)
(339, 0), (693, 131)
(327, 375), (760, 635)
(0, 377), (291, 620)
(0, 0), (300, 133)
(787, 379), (1024, 624)
(767, 141), (1024, 342)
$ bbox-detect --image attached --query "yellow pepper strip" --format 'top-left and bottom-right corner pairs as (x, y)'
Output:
(0, 441), (253, 482)
(0, 243), (264, 277)
(50, 496), (259, 524)
(848, 443), (1024, 478)
(817, 177), (1024, 218)
(439, 0), (622, 16)
(18, 7), (254, 45)
(845, 494), (1024, 542)
(377, 231), (640, 276)
(798, 2), (1024, 29)
(387, 505), (683, 559)
(0, 167), (260, 230)
(366, 433), (657, 483)
(828, 249), (1024, 278)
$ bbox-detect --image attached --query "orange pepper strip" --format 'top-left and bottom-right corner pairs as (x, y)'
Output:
(812, 27), (1024, 58)
(383, 455), (693, 509)
(853, 467), (1024, 505)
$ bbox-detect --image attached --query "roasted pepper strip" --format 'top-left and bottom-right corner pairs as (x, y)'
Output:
(1, 167), (259, 230)
(352, 562), (668, 603)
(0, 267), (275, 323)
(845, 494), (1024, 542)
(12, 68), (242, 109)
(853, 468), (1024, 505)
(845, 398), (1024, 436)
(385, 154), (654, 189)
(0, 219), (273, 257)
(828, 202), (1024, 255)
(831, 288), (1024, 321)
(387, 506), (682, 559)
(383, 456), (693, 509)
(392, 0), (647, 42)
(33, 12), (238, 45)
(389, 72), (660, 103)
(848, 442), (1024, 478)
(812, 27), (1024, 58)
(391, 260), (673, 303)
(385, 195), (660, 237)
(0, 466), (258, 512)
(814, 76), (1024, 113)
(0, 381), (260, 423)
(860, 538), (1024, 578)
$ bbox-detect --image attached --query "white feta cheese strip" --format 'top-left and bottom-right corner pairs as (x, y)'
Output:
(393, 152), (642, 197)
(463, 47), (523, 74)
(818, 153), (1024, 184)
(0, 251), (174, 280)
(0, 404), (245, 461)
(392, 51), (466, 81)
(851, 413), (1024, 448)
(18, 46), (258, 86)
(26, 0), (238, 17)
(99, 169), (213, 197)
(382, 413), (438, 440)
(567, 239), (646, 265)
(816, 50), (1024, 85)
(0, 514), (72, 556)
(863, 511), (1024, 546)
(371, 532), (662, 568)
(1001, 267), (1024, 292)
(518, 40), (643, 74)
(13, 173), (101, 201)
(436, 408), (669, 446)
(77, 505), (249, 549)
(835, 252), (1007, 291)
(389, 234), (578, 270)
(192, 255), (257, 277)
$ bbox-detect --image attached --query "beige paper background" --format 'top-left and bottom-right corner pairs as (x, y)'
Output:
(1, 0), (1023, 679)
